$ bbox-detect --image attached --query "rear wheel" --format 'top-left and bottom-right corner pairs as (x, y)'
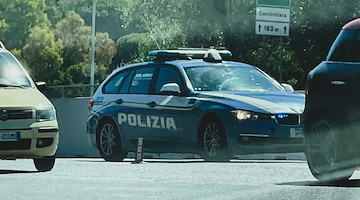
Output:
(199, 118), (232, 162)
(305, 119), (354, 181)
(97, 119), (127, 161)
(33, 156), (55, 172)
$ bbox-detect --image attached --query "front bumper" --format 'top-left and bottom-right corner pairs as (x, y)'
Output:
(226, 116), (305, 155)
(0, 121), (59, 159)
(231, 135), (305, 155)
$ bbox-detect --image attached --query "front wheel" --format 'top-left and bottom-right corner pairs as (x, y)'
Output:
(33, 156), (55, 172)
(305, 119), (354, 181)
(199, 118), (232, 162)
(97, 120), (127, 162)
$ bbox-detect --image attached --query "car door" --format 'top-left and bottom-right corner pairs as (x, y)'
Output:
(144, 64), (199, 150)
(102, 65), (158, 149)
(322, 30), (360, 122)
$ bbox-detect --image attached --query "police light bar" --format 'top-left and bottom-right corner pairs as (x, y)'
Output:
(149, 48), (232, 62)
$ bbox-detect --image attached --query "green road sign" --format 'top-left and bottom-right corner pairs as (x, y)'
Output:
(256, 0), (291, 7)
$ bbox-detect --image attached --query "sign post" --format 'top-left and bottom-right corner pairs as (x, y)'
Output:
(255, 0), (291, 82)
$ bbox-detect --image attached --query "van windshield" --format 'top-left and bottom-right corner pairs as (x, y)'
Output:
(0, 52), (32, 88)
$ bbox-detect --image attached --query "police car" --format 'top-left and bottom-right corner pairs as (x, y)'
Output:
(87, 48), (305, 161)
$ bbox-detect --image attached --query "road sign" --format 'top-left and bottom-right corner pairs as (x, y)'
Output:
(255, 21), (289, 36)
(256, 0), (290, 8)
(255, 0), (291, 36)
(256, 7), (290, 23)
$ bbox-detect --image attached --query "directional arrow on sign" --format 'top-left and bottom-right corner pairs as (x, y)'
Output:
(255, 21), (289, 36)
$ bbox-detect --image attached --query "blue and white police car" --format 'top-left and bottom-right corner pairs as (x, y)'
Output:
(87, 49), (305, 161)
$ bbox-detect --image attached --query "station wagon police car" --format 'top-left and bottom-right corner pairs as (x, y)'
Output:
(87, 49), (305, 161)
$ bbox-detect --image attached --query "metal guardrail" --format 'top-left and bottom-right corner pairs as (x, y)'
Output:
(45, 84), (100, 98)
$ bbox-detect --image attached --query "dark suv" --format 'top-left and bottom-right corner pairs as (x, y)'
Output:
(303, 18), (360, 181)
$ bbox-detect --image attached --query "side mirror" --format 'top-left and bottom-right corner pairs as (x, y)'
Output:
(35, 81), (47, 92)
(160, 83), (181, 94)
(281, 83), (294, 93)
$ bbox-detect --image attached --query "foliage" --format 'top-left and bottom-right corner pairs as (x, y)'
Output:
(0, 0), (50, 49)
(22, 26), (64, 85)
(0, 0), (359, 97)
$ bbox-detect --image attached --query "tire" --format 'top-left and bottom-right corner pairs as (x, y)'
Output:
(96, 119), (127, 162)
(33, 156), (55, 172)
(199, 117), (232, 162)
(305, 119), (354, 181)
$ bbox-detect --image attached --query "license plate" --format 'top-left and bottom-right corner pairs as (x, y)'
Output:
(290, 128), (303, 138)
(0, 132), (20, 142)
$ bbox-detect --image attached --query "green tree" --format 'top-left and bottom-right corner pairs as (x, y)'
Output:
(55, 11), (91, 68)
(55, 11), (116, 84)
(122, 0), (187, 49)
(22, 26), (64, 85)
(0, 0), (50, 49)
(0, 19), (9, 39)
(57, 0), (128, 40)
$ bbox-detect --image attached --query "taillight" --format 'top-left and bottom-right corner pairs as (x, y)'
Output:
(89, 99), (95, 109)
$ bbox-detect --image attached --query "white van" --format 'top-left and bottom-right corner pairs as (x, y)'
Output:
(0, 42), (59, 171)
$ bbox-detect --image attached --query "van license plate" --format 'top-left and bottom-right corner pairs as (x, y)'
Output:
(0, 132), (20, 141)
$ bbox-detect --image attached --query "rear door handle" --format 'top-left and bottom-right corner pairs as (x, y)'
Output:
(331, 80), (346, 85)
(147, 101), (157, 107)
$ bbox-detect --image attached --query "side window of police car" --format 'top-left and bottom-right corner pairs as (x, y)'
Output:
(129, 67), (156, 94)
(103, 71), (129, 94)
(155, 66), (183, 95)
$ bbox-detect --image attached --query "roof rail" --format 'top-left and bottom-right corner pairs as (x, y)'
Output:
(148, 48), (232, 62)
(0, 41), (5, 49)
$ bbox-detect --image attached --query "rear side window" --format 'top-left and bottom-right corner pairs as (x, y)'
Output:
(103, 71), (129, 94)
(129, 67), (155, 94)
(327, 30), (360, 62)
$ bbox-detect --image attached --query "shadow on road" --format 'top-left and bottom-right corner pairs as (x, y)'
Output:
(0, 170), (38, 175)
(278, 179), (360, 188)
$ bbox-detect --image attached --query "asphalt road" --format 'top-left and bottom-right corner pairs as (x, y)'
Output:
(1, 158), (360, 200)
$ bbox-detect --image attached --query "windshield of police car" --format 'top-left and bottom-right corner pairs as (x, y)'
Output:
(185, 65), (284, 92)
(0, 53), (32, 88)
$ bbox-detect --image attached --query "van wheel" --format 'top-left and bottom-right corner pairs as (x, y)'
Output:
(199, 118), (232, 162)
(97, 119), (127, 161)
(33, 156), (55, 172)
(305, 119), (354, 181)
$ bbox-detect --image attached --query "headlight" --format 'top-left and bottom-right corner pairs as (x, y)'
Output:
(232, 110), (259, 121)
(36, 105), (56, 122)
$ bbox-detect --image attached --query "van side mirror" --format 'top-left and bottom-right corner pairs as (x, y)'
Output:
(36, 81), (47, 92)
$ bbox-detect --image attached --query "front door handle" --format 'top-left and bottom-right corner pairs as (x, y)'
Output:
(147, 101), (157, 107)
(331, 80), (346, 85)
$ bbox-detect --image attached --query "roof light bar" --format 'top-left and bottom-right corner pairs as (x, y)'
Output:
(149, 48), (232, 62)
